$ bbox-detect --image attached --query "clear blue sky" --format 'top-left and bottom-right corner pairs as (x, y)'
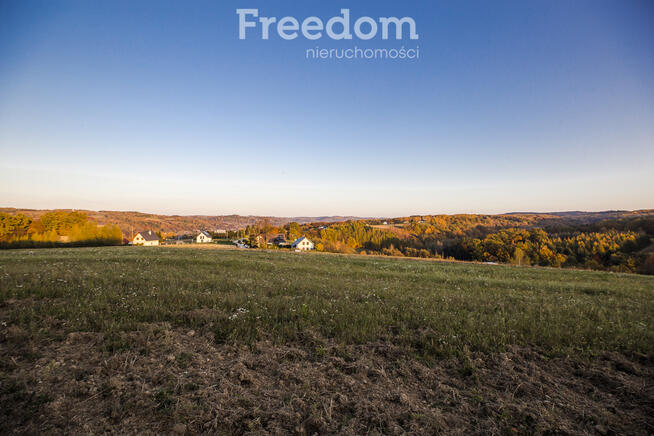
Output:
(1, 0), (653, 216)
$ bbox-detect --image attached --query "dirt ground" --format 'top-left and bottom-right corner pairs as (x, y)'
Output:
(1, 320), (653, 436)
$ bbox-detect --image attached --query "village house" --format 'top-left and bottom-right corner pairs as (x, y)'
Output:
(132, 230), (159, 246)
(196, 231), (213, 244)
(291, 236), (314, 251)
(271, 234), (288, 247)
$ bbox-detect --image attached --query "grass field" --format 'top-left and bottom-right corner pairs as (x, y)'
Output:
(1, 247), (653, 434)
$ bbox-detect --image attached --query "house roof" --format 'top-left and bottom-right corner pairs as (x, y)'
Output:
(198, 231), (212, 238)
(135, 230), (159, 241)
(291, 236), (311, 247)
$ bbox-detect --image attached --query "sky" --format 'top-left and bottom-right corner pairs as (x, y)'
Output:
(1, 0), (653, 217)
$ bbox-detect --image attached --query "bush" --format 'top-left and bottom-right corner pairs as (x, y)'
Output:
(638, 254), (654, 275)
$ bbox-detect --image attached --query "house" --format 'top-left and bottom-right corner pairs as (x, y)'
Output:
(291, 236), (314, 251)
(132, 230), (159, 246)
(271, 234), (288, 246)
(196, 231), (213, 244)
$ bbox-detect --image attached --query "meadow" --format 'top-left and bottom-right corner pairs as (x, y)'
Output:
(1, 247), (653, 434)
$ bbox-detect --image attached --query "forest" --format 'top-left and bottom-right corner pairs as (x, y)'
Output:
(0, 211), (123, 248)
(269, 213), (654, 275)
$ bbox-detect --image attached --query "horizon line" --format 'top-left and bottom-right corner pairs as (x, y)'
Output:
(2, 205), (653, 219)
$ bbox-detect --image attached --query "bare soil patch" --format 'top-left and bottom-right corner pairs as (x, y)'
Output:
(2, 323), (652, 435)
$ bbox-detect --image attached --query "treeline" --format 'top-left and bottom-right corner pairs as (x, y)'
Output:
(451, 228), (649, 270)
(317, 221), (400, 254)
(299, 215), (654, 275)
(0, 211), (123, 249)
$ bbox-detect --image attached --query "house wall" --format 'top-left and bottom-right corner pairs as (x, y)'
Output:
(196, 235), (212, 243)
(133, 234), (159, 246)
(295, 239), (314, 250)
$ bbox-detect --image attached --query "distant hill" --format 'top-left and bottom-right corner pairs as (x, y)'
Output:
(0, 208), (364, 236)
(505, 210), (654, 222)
(2, 207), (653, 239)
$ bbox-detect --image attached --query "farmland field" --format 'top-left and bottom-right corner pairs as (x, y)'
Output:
(1, 247), (653, 434)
